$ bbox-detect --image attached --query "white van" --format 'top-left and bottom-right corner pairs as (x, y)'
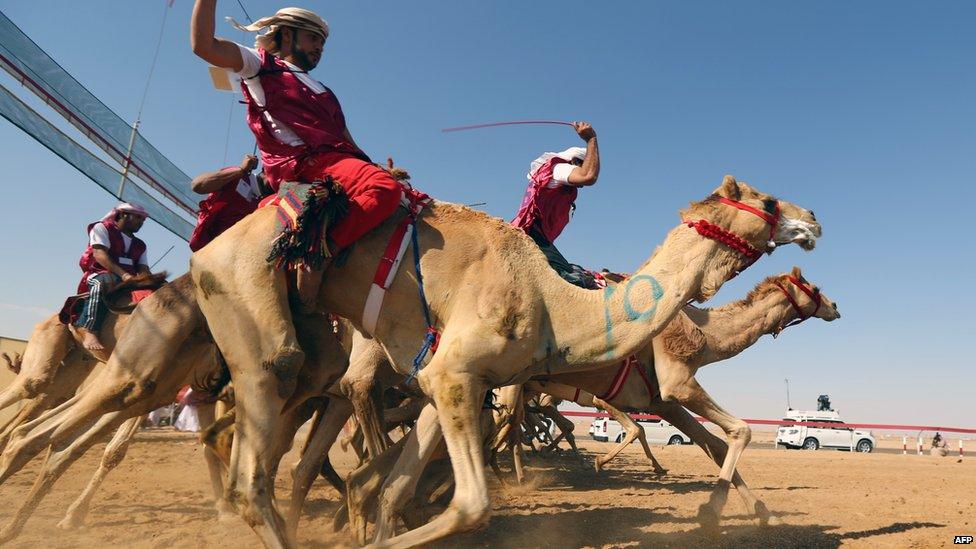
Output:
(775, 409), (875, 452)
(589, 417), (691, 445)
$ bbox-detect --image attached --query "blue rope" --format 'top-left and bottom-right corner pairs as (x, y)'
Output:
(406, 217), (436, 383)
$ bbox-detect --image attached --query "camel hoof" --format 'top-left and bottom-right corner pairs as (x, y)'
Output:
(56, 516), (84, 531)
(653, 468), (668, 477)
(594, 460), (604, 473)
(755, 501), (776, 526)
(696, 503), (721, 536)
(331, 503), (349, 532)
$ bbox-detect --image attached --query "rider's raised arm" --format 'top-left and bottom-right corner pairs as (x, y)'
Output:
(191, 0), (244, 72)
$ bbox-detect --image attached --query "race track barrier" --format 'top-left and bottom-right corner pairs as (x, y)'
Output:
(559, 410), (971, 456)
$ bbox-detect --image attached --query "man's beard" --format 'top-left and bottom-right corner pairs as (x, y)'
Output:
(291, 46), (318, 71)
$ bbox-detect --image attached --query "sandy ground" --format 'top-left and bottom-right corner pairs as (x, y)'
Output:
(0, 426), (972, 548)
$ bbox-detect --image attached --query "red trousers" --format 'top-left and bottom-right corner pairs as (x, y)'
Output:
(294, 152), (401, 250)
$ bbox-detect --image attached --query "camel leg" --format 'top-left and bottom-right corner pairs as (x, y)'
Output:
(372, 402), (444, 543)
(374, 366), (490, 549)
(57, 415), (142, 529)
(345, 434), (412, 544)
(339, 331), (395, 457)
(285, 396), (352, 537)
(592, 397), (666, 474)
(0, 411), (128, 543)
(539, 405), (584, 464)
(672, 379), (759, 530)
(509, 427), (526, 484)
(195, 403), (235, 518)
(656, 402), (772, 529)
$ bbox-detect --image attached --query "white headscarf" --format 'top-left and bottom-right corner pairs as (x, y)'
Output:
(227, 7), (329, 53)
(101, 202), (148, 223)
(527, 147), (586, 181)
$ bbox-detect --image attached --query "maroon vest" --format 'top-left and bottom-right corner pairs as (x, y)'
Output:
(77, 219), (146, 293)
(189, 171), (261, 251)
(240, 49), (368, 191)
(511, 157), (578, 243)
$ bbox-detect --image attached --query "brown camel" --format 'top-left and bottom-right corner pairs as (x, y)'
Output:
(191, 175), (820, 547)
(525, 267), (840, 529)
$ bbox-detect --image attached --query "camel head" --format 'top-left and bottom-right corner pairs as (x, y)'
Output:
(762, 267), (840, 339)
(690, 175), (821, 252)
(784, 266), (840, 322)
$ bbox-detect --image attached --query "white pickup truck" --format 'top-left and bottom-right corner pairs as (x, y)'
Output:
(775, 409), (875, 452)
(589, 417), (691, 445)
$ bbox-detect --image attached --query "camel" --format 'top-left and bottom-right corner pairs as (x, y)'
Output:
(0, 274), (171, 451)
(525, 267), (840, 529)
(0, 287), (349, 543)
(0, 275), (229, 541)
(191, 174), (820, 547)
(344, 267), (836, 541)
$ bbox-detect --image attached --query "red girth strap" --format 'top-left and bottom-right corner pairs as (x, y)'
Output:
(596, 356), (636, 401)
(773, 275), (822, 331)
(596, 356), (658, 403)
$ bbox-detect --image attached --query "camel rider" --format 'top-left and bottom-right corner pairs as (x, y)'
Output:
(75, 203), (151, 350)
(512, 121), (601, 289)
(189, 153), (270, 251)
(191, 2), (402, 309)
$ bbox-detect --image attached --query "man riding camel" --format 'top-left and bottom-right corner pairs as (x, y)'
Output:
(511, 121), (601, 288)
(189, 153), (270, 251)
(191, 2), (402, 309)
(74, 203), (151, 350)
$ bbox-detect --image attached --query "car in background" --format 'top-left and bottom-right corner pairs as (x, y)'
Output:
(776, 409), (875, 452)
(589, 417), (692, 445)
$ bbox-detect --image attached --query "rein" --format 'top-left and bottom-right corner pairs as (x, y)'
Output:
(773, 275), (822, 334)
(684, 197), (780, 280)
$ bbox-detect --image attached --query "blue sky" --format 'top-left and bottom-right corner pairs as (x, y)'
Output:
(0, 1), (973, 426)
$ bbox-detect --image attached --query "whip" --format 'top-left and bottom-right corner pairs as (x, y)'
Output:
(441, 120), (574, 133)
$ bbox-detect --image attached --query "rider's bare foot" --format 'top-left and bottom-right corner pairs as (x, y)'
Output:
(80, 330), (105, 351)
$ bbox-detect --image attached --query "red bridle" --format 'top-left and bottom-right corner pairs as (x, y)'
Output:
(773, 275), (822, 333)
(684, 196), (781, 279)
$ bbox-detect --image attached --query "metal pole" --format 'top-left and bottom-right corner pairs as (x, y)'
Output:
(902, 436), (907, 455)
(149, 244), (175, 270)
(784, 378), (791, 410)
(117, 119), (140, 197)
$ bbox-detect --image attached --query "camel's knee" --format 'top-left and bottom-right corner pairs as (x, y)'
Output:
(728, 422), (751, 445)
(263, 347), (305, 399)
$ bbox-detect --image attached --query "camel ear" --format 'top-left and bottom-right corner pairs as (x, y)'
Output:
(791, 266), (803, 280)
(717, 175), (740, 199)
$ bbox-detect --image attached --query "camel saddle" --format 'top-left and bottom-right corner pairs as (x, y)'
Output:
(57, 273), (167, 325)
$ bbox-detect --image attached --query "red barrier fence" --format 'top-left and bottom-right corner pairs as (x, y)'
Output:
(558, 410), (976, 435)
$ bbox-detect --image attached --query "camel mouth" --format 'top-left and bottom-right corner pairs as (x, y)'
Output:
(775, 219), (820, 251)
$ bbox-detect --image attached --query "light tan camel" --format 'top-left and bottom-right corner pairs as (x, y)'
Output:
(0, 275), (349, 543)
(191, 175), (819, 547)
(525, 267), (840, 529)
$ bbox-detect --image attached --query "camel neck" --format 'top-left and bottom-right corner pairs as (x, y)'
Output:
(542, 224), (742, 368)
(697, 290), (797, 362)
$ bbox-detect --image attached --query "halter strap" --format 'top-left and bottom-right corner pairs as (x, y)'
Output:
(773, 275), (822, 332)
(684, 197), (780, 281)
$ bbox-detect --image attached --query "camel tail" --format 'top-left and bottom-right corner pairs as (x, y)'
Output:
(194, 346), (232, 401)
